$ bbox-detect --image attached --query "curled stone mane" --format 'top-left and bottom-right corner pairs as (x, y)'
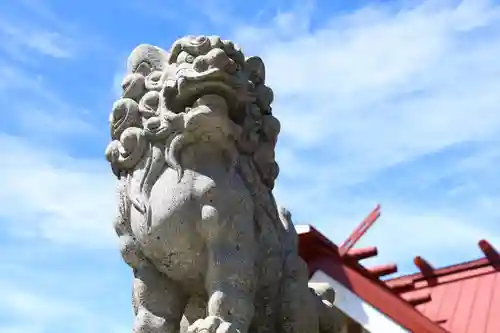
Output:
(105, 36), (280, 236)
(105, 35), (341, 333)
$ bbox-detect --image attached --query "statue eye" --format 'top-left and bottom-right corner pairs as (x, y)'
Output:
(176, 52), (195, 64)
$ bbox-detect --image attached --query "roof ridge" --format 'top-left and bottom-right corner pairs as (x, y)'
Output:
(298, 225), (447, 333)
(387, 256), (500, 285)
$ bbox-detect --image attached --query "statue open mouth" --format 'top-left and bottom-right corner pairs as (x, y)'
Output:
(172, 67), (245, 113)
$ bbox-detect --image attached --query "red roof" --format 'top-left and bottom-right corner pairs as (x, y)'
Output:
(386, 241), (500, 333)
(297, 206), (500, 333)
(298, 225), (447, 333)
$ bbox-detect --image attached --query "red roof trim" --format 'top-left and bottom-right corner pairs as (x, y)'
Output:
(310, 256), (446, 333)
(387, 239), (500, 289)
(298, 225), (446, 333)
(299, 225), (391, 285)
(387, 256), (500, 289)
(339, 204), (381, 256)
(393, 259), (500, 332)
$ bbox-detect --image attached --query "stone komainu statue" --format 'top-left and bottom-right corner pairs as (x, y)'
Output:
(105, 35), (342, 333)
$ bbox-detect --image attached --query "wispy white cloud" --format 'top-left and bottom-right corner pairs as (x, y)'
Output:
(0, 1), (116, 250)
(0, 281), (129, 333)
(0, 0), (117, 66)
(0, 2), (128, 329)
(1, 0), (499, 292)
(0, 20), (74, 58)
(236, 0), (500, 161)
(0, 63), (98, 144)
(0, 134), (116, 248)
(350, 203), (500, 274)
(0, 2), (499, 332)
(2, 0), (499, 264)
(226, 0), (500, 270)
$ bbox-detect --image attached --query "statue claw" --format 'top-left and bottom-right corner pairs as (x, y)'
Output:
(187, 316), (239, 333)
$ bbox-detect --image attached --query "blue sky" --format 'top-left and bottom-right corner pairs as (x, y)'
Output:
(1, 0), (500, 332)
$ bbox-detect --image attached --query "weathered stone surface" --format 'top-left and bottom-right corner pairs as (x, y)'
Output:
(105, 35), (342, 333)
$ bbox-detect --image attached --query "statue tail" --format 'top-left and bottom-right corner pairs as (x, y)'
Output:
(277, 206), (299, 255)
(278, 207), (345, 333)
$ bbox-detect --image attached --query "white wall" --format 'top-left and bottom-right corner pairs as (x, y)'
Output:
(310, 270), (410, 333)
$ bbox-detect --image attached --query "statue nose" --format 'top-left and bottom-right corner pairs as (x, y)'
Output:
(194, 35), (207, 43)
(193, 48), (235, 73)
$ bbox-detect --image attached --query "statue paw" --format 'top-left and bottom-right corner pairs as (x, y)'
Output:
(187, 316), (239, 333)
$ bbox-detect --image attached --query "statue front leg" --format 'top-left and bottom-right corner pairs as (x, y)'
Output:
(188, 204), (256, 333)
(133, 263), (188, 333)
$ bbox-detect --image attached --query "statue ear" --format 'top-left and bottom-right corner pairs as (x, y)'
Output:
(167, 39), (183, 65)
(135, 62), (152, 77)
(127, 44), (169, 74)
(244, 56), (266, 85)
